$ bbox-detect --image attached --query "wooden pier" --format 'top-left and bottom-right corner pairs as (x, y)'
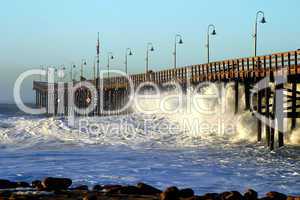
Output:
(33, 49), (300, 150)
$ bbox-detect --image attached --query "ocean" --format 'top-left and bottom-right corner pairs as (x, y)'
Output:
(0, 87), (299, 196)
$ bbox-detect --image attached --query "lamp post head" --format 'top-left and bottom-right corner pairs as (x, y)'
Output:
(179, 38), (183, 44)
(211, 29), (217, 35)
(150, 46), (154, 51)
(110, 55), (114, 59)
(260, 16), (266, 24)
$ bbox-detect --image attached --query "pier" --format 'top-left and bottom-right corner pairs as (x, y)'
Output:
(33, 49), (300, 150)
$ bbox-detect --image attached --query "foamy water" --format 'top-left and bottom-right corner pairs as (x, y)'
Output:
(0, 84), (299, 195)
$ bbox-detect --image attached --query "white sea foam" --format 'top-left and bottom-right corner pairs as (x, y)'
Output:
(0, 83), (299, 149)
(0, 85), (299, 195)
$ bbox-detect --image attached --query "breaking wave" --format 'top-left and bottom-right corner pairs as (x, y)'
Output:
(0, 83), (299, 149)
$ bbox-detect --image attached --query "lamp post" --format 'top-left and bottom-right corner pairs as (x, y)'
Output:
(207, 24), (216, 63)
(107, 52), (114, 113)
(146, 42), (154, 73)
(40, 65), (44, 81)
(70, 64), (76, 81)
(93, 56), (97, 81)
(254, 11), (266, 57)
(80, 59), (87, 80)
(60, 65), (66, 82)
(54, 67), (58, 83)
(107, 52), (114, 80)
(125, 48), (133, 74)
(174, 34), (183, 69)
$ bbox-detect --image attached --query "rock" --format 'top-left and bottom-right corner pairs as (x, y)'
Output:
(42, 177), (72, 191)
(186, 197), (202, 200)
(160, 186), (180, 200)
(287, 197), (295, 200)
(179, 188), (195, 198)
(73, 185), (89, 190)
(137, 182), (162, 195)
(266, 191), (287, 200)
(219, 192), (231, 200)
(0, 191), (12, 199)
(92, 184), (102, 191)
(220, 191), (243, 200)
(244, 189), (258, 200)
(101, 184), (122, 192)
(83, 194), (98, 200)
(259, 197), (272, 200)
(203, 193), (220, 200)
(0, 179), (18, 189)
(287, 197), (300, 200)
(32, 180), (43, 190)
(114, 186), (142, 195)
(17, 181), (30, 188)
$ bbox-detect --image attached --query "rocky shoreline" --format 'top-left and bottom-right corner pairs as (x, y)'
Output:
(0, 177), (298, 200)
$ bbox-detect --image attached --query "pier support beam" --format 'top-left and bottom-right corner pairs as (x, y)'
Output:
(234, 80), (239, 114)
(244, 80), (251, 110)
(291, 82), (297, 130)
(276, 83), (284, 148)
(265, 87), (271, 146)
(257, 90), (262, 142)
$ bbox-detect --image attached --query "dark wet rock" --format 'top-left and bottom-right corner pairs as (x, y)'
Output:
(287, 197), (295, 200)
(287, 197), (300, 200)
(31, 180), (41, 187)
(219, 192), (231, 200)
(83, 193), (98, 200)
(0, 190), (12, 198)
(0, 179), (18, 189)
(289, 197), (300, 200)
(137, 182), (162, 195)
(160, 186), (180, 200)
(17, 181), (30, 188)
(179, 188), (195, 198)
(244, 189), (258, 200)
(112, 185), (142, 195)
(32, 180), (43, 190)
(220, 191), (243, 200)
(101, 184), (122, 192)
(92, 184), (102, 191)
(42, 177), (72, 191)
(202, 193), (220, 200)
(259, 197), (272, 200)
(72, 185), (89, 190)
(266, 191), (287, 200)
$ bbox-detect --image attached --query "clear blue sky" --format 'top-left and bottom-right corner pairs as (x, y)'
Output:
(1, 0), (300, 103)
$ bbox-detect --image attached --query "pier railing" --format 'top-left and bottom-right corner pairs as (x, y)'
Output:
(33, 50), (300, 92)
(103, 49), (300, 89)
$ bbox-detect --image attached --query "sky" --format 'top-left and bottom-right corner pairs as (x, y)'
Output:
(1, 0), (300, 103)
